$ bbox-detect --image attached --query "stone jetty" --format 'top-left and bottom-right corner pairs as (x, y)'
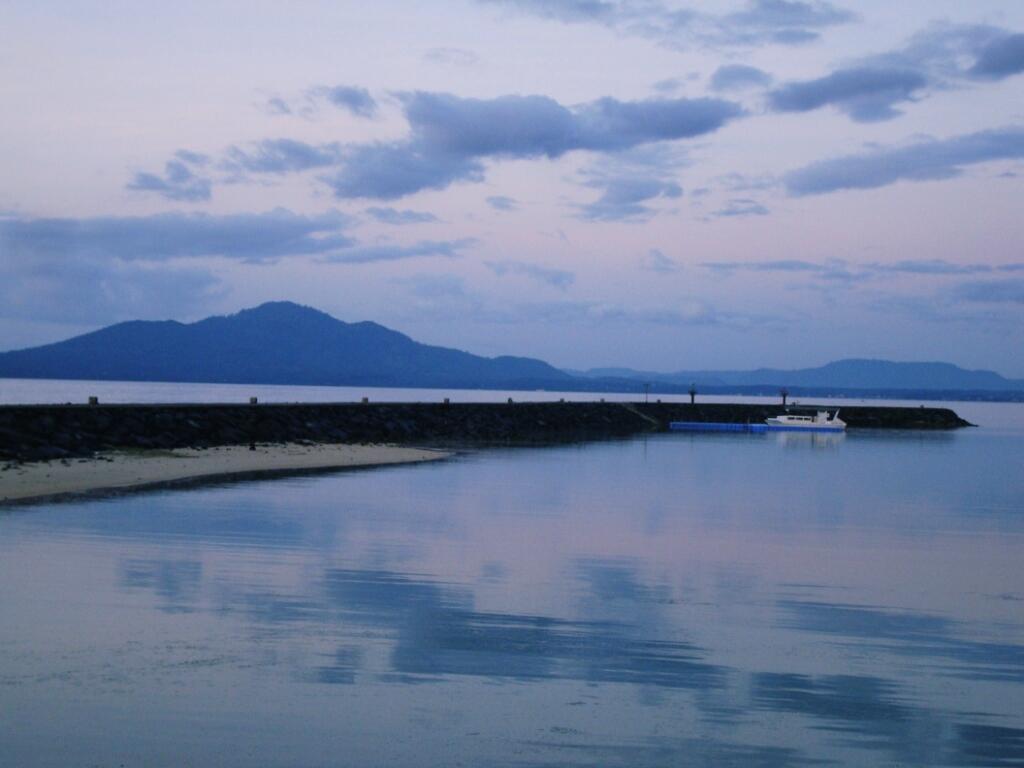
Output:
(0, 400), (972, 463)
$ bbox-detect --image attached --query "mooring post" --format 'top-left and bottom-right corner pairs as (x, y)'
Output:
(248, 397), (258, 448)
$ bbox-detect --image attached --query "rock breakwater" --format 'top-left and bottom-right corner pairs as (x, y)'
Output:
(0, 401), (971, 462)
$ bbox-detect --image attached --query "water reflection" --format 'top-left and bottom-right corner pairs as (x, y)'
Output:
(773, 431), (845, 450)
(779, 600), (1024, 683)
(1, 428), (1023, 767)
(953, 724), (1024, 767)
(119, 557), (202, 613)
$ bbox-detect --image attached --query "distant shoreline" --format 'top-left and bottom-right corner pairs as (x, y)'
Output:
(1, 374), (1022, 404)
(0, 443), (451, 506)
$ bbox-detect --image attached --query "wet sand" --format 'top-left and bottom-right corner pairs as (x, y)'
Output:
(0, 443), (451, 504)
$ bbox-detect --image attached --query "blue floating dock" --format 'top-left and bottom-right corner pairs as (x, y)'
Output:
(669, 421), (767, 434)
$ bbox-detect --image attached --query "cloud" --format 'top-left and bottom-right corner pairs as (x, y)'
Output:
(759, 22), (1022, 124)
(652, 77), (684, 94)
(968, 32), (1024, 81)
(479, 0), (618, 24)
(641, 249), (681, 273)
(173, 149), (210, 166)
(768, 67), (926, 122)
(0, 257), (225, 325)
(785, 126), (1024, 196)
(486, 195), (518, 211)
(702, 257), (1022, 283)
(702, 258), (862, 282)
(403, 91), (740, 156)
(324, 91), (740, 199)
(126, 151), (212, 202)
(482, 299), (756, 329)
(952, 279), (1024, 305)
(0, 211), (243, 324)
(723, 0), (854, 42)
(477, 0), (855, 48)
(710, 64), (772, 92)
(871, 259), (993, 275)
(423, 47), (480, 66)
(326, 143), (486, 199)
(712, 198), (769, 217)
(267, 86), (379, 119)
(321, 85), (378, 117)
(575, 143), (687, 221)
(705, 259), (824, 273)
(225, 138), (342, 175)
(324, 238), (476, 264)
(0, 254), (224, 325)
(364, 207), (438, 225)
(265, 96), (292, 115)
(591, 302), (767, 329)
(485, 259), (574, 289)
(715, 172), (777, 192)
(394, 273), (468, 299)
(0, 209), (355, 264)
(579, 176), (682, 221)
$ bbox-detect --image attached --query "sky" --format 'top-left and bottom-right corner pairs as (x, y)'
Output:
(2, 1), (1024, 376)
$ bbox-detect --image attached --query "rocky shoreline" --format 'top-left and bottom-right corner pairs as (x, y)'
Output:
(0, 401), (972, 463)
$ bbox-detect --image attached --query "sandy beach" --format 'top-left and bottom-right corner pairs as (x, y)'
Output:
(0, 442), (451, 504)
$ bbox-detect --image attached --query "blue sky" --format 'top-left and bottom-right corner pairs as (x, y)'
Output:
(2, 1), (1023, 375)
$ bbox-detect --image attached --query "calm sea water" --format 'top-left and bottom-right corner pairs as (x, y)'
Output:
(1, 386), (1023, 766)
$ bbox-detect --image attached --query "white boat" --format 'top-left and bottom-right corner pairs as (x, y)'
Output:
(765, 409), (846, 432)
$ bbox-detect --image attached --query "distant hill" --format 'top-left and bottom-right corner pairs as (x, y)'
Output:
(0, 303), (1020, 399)
(0, 302), (572, 389)
(573, 359), (1024, 392)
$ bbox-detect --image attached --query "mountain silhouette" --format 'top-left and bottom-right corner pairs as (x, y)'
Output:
(0, 302), (571, 388)
(1, 302), (1020, 396)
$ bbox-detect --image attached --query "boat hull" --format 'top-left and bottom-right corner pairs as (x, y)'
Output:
(764, 423), (845, 433)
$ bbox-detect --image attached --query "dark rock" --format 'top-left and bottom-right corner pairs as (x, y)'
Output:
(0, 400), (971, 463)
